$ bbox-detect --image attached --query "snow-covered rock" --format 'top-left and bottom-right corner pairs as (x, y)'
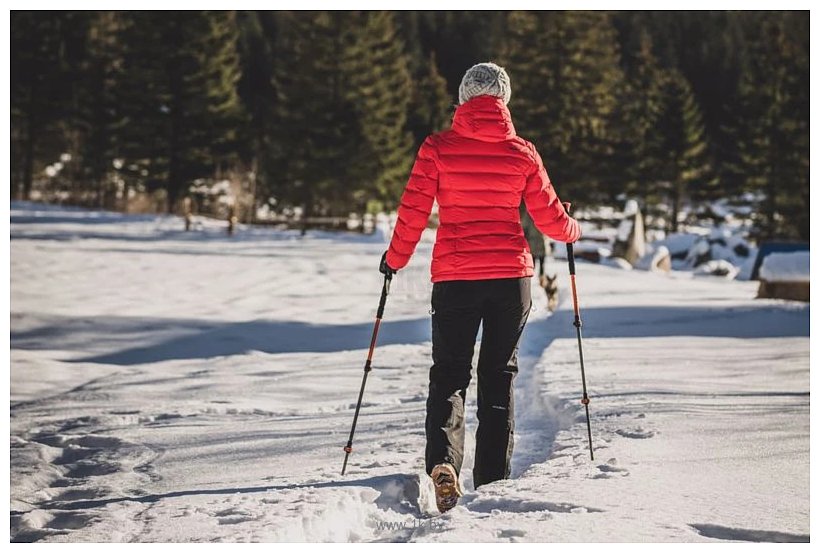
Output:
(601, 256), (633, 270)
(634, 246), (671, 273)
(611, 200), (645, 264)
(693, 259), (740, 279)
(759, 252), (810, 283)
(654, 233), (701, 260)
(653, 226), (756, 277)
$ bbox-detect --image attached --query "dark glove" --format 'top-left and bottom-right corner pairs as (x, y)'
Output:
(379, 251), (396, 278)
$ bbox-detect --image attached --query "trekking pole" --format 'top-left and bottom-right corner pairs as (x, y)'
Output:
(341, 272), (392, 475)
(563, 202), (594, 461)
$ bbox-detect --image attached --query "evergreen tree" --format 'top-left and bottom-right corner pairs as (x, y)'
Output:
(10, 12), (73, 200)
(616, 11), (755, 211)
(498, 11), (553, 149)
(736, 13), (809, 240)
(621, 30), (664, 192)
(429, 12), (507, 99)
(236, 11), (278, 207)
(55, 12), (95, 201)
(649, 69), (711, 232)
(117, 11), (245, 212)
(78, 11), (127, 208)
(394, 12), (424, 76)
(344, 11), (415, 209)
(271, 11), (417, 217)
(270, 11), (361, 219)
(407, 51), (453, 148)
(501, 11), (625, 203)
(113, 12), (165, 207)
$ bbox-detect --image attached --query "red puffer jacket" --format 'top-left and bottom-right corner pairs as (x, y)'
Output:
(386, 94), (581, 283)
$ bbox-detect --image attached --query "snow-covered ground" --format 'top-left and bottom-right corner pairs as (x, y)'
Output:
(9, 202), (810, 542)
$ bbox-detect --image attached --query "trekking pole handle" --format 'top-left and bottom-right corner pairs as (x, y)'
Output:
(563, 202), (576, 275)
(376, 274), (391, 319)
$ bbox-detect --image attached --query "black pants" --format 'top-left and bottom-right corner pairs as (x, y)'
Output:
(425, 277), (531, 488)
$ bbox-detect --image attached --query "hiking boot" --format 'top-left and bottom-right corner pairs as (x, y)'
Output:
(431, 463), (462, 513)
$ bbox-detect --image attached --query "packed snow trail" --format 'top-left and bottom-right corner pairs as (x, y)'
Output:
(10, 203), (809, 542)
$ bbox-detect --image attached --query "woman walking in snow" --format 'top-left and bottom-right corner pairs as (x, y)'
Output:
(379, 62), (581, 512)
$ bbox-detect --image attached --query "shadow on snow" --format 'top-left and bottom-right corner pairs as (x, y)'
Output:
(10, 302), (808, 367)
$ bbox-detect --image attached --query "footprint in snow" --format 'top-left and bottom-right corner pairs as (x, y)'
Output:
(51, 487), (108, 502)
(347, 401), (378, 410)
(214, 507), (258, 525)
(616, 427), (656, 439)
(593, 458), (629, 478)
(11, 509), (97, 542)
(399, 394), (426, 404)
(498, 528), (527, 539)
(468, 497), (603, 514)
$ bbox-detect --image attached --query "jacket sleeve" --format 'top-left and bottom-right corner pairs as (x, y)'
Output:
(523, 146), (581, 243)
(385, 136), (439, 270)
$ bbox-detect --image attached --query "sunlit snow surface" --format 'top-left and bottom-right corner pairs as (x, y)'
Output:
(10, 202), (809, 542)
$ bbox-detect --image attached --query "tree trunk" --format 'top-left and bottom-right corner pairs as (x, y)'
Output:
(670, 183), (681, 233)
(764, 169), (777, 240)
(167, 98), (181, 214)
(166, 176), (179, 214)
(122, 181), (130, 213)
(166, 97), (181, 214)
(301, 187), (313, 236)
(22, 87), (36, 201)
(248, 157), (258, 225)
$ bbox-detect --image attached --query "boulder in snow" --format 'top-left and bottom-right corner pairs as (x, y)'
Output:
(693, 259), (740, 279)
(601, 257), (633, 270)
(635, 246), (671, 273)
(611, 200), (645, 264)
(758, 252), (810, 283)
(757, 251), (810, 302)
(676, 227), (755, 275)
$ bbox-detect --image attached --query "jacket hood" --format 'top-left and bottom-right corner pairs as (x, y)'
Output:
(451, 95), (517, 142)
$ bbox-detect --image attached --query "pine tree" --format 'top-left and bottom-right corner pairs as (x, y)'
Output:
(10, 12), (74, 200)
(344, 11), (415, 208)
(394, 12), (424, 76)
(270, 12), (361, 219)
(649, 69), (711, 232)
(78, 11), (127, 208)
(407, 50), (453, 148)
(117, 11), (245, 212)
(736, 13), (809, 240)
(561, 12), (626, 200)
(619, 29), (665, 202)
(55, 12), (96, 202)
(429, 11), (507, 98)
(499, 11), (554, 151)
(500, 11), (626, 204)
(270, 11), (416, 217)
(236, 11), (278, 206)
